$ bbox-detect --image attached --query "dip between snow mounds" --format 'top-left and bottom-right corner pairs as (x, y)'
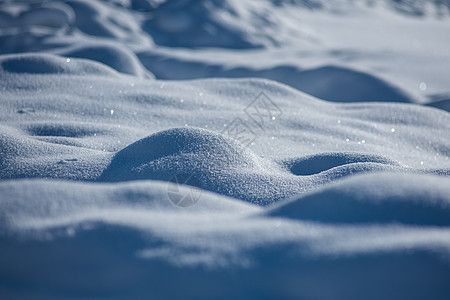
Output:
(99, 127), (405, 205)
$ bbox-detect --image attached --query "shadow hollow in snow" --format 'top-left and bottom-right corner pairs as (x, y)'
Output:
(284, 152), (401, 176)
(25, 123), (102, 138)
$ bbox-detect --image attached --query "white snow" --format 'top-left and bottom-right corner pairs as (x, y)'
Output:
(1, 0), (450, 299)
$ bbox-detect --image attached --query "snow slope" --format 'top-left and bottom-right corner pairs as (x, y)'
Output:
(1, 1), (450, 299)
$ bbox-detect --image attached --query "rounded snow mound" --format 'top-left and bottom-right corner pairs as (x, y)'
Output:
(293, 66), (415, 103)
(56, 43), (152, 78)
(139, 53), (417, 102)
(268, 172), (450, 226)
(100, 126), (262, 181)
(100, 127), (289, 205)
(0, 53), (120, 76)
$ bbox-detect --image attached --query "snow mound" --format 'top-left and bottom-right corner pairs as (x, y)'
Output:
(268, 172), (450, 226)
(140, 52), (417, 102)
(100, 127), (262, 180)
(291, 65), (415, 102)
(100, 127), (413, 205)
(0, 53), (120, 76)
(100, 127), (287, 204)
(0, 179), (257, 228)
(1, 174), (450, 300)
(54, 43), (152, 78)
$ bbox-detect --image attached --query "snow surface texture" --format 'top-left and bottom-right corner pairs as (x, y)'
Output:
(1, 1), (450, 299)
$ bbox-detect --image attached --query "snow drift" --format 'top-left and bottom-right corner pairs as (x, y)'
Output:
(1, 0), (450, 299)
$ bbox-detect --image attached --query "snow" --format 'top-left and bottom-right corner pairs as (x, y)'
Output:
(1, 0), (450, 299)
